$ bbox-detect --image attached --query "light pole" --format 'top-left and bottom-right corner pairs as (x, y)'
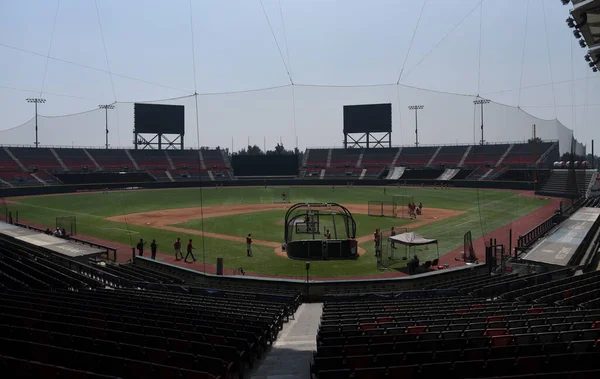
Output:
(473, 99), (490, 145)
(26, 98), (46, 148)
(98, 104), (115, 149)
(408, 105), (424, 147)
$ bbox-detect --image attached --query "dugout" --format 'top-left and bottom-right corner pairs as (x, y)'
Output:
(284, 203), (358, 260)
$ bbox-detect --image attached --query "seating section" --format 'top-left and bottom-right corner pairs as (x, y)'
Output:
(502, 142), (556, 166)
(0, 148), (21, 170)
(313, 292), (600, 379)
(8, 147), (62, 171)
(0, 171), (40, 186)
(202, 149), (229, 169)
(0, 236), (300, 379)
(431, 146), (469, 167)
(88, 149), (133, 171)
(33, 170), (61, 184)
(306, 149), (330, 168)
(53, 148), (95, 170)
(538, 170), (596, 197)
(128, 150), (171, 169)
(330, 149), (362, 168)
(168, 150), (202, 169)
(396, 147), (438, 167)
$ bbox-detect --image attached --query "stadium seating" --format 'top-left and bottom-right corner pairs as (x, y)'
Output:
(313, 289), (600, 379)
(7, 147), (62, 171)
(305, 149), (330, 168)
(538, 170), (596, 197)
(33, 170), (61, 184)
(0, 148), (22, 170)
(431, 146), (469, 167)
(147, 169), (170, 181)
(360, 148), (397, 167)
(396, 147), (438, 167)
(0, 237), (300, 379)
(88, 149), (133, 171)
(329, 149), (362, 168)
(53, 148), (96, 170)
(128, 149), (171, 169)
(0, 171), (40, 186)
(202, 149), (229, 169)
(168, 149), (202, 169)
(463, 144), (509, 167)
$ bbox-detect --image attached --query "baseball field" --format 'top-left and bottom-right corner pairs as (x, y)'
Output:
(3, 186), (553, 279)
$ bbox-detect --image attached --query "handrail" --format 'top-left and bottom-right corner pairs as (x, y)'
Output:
(515, 216), (556, 252)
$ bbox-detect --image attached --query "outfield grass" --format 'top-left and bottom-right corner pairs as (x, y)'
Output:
(5, 186), (551, 278)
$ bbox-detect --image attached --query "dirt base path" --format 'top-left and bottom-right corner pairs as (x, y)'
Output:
(106, 204), (464, 257)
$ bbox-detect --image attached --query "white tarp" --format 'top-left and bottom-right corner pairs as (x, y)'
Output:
(389, 231), (438, 246)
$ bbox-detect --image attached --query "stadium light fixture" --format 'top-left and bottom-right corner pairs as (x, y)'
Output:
(408, 105), (424, 147)
(593, 67), (598, 72)
(579, 39), (587, 48)
(585, 54), (592, 62)
(473, 99), (490, 146)
(561, 0), (570, 5)
(573, 30), (582, 39)
(567, 17), (575, 28)
(26, 98), (46, 148)
(99, 104), (115, 149)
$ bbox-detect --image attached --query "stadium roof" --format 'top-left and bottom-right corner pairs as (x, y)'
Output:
(567, 0), (600, 71)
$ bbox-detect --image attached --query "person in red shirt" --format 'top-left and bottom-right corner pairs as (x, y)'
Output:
(246, 233), (253, 257)
(174, 237), (183, 261)
(185, 239), (196, 263)
(325, 230), (331, 239)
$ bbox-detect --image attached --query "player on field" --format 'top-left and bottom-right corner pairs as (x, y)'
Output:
(246, 233), (253, 257)
(174, 237), (183, 261)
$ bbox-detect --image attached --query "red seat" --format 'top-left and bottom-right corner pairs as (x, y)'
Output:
(526, 308), (543, 314)
(377, 317), (392, 323)
(490, 335), (515, 347)
(592, 321), (600, 329)
(485, 328), (508, 337)
(406, 326), (427, 335)
(487, 316), (505, 323)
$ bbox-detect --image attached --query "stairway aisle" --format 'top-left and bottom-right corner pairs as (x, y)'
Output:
(250, 303), (323, 379)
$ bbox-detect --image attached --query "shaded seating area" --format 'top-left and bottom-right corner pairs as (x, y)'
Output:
(53, 148), (96, 170)
(128, 149), (171, 169)
(313, 291), (600, 379)
(88, 149), (133, 171)
(463, 144), (509, 167)
(305, 149), (330, 168)
(7, 147), (62, 171)
(431, 145), (469, 167)
(0, 234), (300, 379)
(396, 147), (438, 167)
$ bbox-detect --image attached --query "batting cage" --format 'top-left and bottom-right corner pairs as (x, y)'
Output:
(56, 216), (77, 236)
(273, 187), (292, 204)
(284, 203), (358, 260)
(367, 194), (414, 219)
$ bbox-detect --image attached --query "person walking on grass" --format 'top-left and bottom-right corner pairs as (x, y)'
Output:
(151, 239), (157, 260)
(246, 233), (253, 257)
(174, 237), (183, 261)
(185, 239), (197, 263)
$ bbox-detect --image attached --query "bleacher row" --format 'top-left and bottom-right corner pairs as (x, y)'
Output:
(302, 141), (559, 179)
(0, 147), (231, 186)
(0, 237), (300, 379)
(313, 265), (600, 379)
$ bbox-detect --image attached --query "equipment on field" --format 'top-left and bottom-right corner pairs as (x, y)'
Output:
(56, 216), (77, 236)
(284, 203), (357, 260)
(367, 194), (414, 219)
(379, 230), (439, 272)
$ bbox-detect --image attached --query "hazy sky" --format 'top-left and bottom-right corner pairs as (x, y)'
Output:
(0, 0), (598, 152)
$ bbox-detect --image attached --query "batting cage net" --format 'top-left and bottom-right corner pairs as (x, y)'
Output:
(273, 187), (292, 204)
(392, 194), (414, 219)
(56, 216), (77, 236)
(368, 200), (395, 217)
(377, 227), (408, 270)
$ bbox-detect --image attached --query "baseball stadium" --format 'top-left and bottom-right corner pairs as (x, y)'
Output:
(1, 1), (600, 379)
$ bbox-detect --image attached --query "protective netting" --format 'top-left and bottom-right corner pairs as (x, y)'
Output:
(0, 85), (586, 155)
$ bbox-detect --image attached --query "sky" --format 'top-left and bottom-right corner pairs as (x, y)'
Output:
(0, 0), (598, 153)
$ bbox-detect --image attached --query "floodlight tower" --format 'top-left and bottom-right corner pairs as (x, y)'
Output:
(473, 98), (490, 145)
(26, 98), (46, 148)
(99, 104), (115, 149)
(408, 105), (424, 147)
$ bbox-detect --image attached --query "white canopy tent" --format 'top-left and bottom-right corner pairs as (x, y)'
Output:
(388, 231), (440, 261)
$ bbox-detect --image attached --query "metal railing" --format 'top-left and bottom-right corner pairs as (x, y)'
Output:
(515, 216), (556, 253)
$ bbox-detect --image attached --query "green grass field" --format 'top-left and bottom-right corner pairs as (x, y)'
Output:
(3, 186), (551, 278)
